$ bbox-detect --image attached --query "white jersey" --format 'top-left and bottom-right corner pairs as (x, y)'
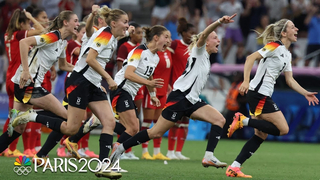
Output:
(81, 26), (98, 48)
(249, 41), (292, 97)
(12, 30), (67, 87)
(173, 44), (210, 104)
(114, 44), (160, 99)
(74, 26), (117, 87)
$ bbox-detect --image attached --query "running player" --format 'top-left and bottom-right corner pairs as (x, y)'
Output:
(226, 19), (319, 178)
(110, 25), (170, 163)
(110, 14), (237, 170)
(1, 9), (44, 157)
(166, 17), (196, 160)
(140, 32), (173, 161)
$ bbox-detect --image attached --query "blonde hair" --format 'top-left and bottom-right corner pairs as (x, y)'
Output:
(188, 33), (201, 52)
(99, 6), (126, 26)
(257, 19), (290, 45)
(48, 11), (75, 31)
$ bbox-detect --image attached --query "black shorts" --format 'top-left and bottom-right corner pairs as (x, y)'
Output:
(110, 88), (137, 114)
(14, 84), (50, 104)
(65, 71), (107, 109)
(247, 90), (280, 116)
(161, 90), (207, 123)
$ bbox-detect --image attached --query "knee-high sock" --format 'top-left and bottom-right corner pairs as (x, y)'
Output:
(206, 125), (222, 152)
(60, 135), (68, 146)
(123, 130), (150, 150)
(114, 122), (126, 135)
(176, 126), (189, 152)
(0, 131), (21, 153)
(152, 119), (161, 151)
(141, 119), (152, 149)
(117, 134), (132, 153)
(168, 126), (178, 151)
(37, 131), (64, 157)
(30, 122), (41, 149)
(35, 115), (64, 133)
(81, 133), (90, 149)
(248, 119), (280, 136)
(99, 133), (113, 161)
(117, 132), (132, 143)
(235, 135), (264, 165)
(22, 123), (31, 151)
(3, 118), (19, 151)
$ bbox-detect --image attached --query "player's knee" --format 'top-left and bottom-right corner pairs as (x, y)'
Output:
(213, 116), (226, 127)
(279, 126), (289, 136)
(152, 132), (163, 139)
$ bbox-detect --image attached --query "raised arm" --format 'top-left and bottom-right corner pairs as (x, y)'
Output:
(197, 14), (236, 48)
(24, 10), (45, 36)
(86, 5), (100, 38)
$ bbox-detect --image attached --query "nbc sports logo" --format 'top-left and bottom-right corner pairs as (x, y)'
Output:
(13, 155), (32, 175)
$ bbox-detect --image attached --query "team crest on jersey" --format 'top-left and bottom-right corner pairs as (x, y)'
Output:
(40, 38), (45, 42)
(262, 48), (266, 51)
(129, 58), (134, 62)
(96, 42), (101, 47)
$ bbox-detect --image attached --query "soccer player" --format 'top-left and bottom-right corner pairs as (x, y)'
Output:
(0, 10), (77, 154)
(110, 25), (170, 162)
(116, 22), (143, 160)
(166, 17), (196, 160)
(140, 33), (173, 161)
(1, 9), (44, 157)
(226, 19), (319, 178)
(110, 14), (237, 169)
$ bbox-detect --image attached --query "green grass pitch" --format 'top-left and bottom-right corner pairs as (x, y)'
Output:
(0, 134), (318, 180)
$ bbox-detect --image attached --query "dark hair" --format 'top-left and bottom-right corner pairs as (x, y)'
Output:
(6, 9), (29, 40)
(26, 6), (45, 18)
(48, 10), (75, 31)
(177, 17), (194, 36)
(143, 25), (168, 42)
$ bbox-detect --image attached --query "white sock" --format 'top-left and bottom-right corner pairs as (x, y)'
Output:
(167, 150), (174, 155)
(204, 151), (213, 158)
(142, 148), (148, 154)
(153, 148), (160, 155)
(242, 118), (249, 126)
(231, 161), (241, 168)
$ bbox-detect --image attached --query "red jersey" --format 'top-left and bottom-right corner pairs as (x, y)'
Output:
(170, 39), (190, 86)
(4, 30), (28, 80)
(117, 41), (139, 62)
(66, 40), (81, 65)
(154, 49), (172, 96)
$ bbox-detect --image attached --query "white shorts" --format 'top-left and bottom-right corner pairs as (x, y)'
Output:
(151, 6), (170, 19)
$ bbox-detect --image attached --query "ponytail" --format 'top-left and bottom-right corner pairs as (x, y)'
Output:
(6, 9), (29, 40)
(143, 25), (167, 43)
(256, 19), (290, 45)
(48, 10), (74, 31)
(188, 33), (201, 52)
(99, 6), (126, 26)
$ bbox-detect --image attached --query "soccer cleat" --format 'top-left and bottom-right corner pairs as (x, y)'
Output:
(84, 149), (99, 158)
(63, 137), (81, 159)
(121, 151), (139, 160)
(228, 112), (246, 138)
(57, 147), (67, 157)
(10, 149), (25, 157)
(166, 151), (179, 160)
(202, 156), (227, 168)
(7, 109), (19, 136)
(83, 114), (101, 133)
(110, 143), (125, 165)
(78, 148), (89, 158)
(23, 149), (35, 158)
(0, 149), (8, 156)
(31, 148), (38, 155)
(153, 152), (171, 160)
(12, 109), (37, 127)
(226, 166), (252, 178)
(175, 152), (190, 160)
(141, 152), (155, 160)
(95, 163), (122, 179)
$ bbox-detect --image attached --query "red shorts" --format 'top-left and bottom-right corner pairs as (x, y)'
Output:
(42, 76), (52, 92)
(143, 93), (167, 109)
(6, 80), (14, 109)
(134, 86), (145, 101)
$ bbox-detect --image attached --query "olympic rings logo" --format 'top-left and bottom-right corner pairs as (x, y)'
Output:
(13, 166), (32, 176)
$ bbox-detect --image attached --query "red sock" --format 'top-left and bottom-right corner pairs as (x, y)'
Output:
(34, 123), (42, 148)
(141, 119), (152, 149)
(176, 126), (188, 152)
(168, 126), (178, 151)
(29, 122), (40, 149)
(22, 123), (32, 151)
(82, 133), (90, 149)
(60, 135), (68, 146)
(153, 137), (162, 148)
(3, 118), (19, 151)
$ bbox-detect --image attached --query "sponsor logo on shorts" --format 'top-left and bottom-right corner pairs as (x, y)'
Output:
(76, 97), (81, 105)
(124, 100), (129, 108)
(171, 112), (177, 120)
